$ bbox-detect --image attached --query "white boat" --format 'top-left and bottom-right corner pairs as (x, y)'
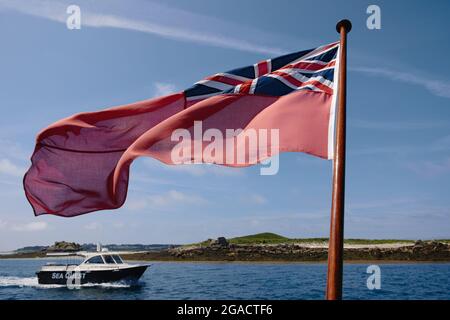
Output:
(36, 250), (149, 285)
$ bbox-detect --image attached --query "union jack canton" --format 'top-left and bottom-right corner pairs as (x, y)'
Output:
(185, 41), (339, 103)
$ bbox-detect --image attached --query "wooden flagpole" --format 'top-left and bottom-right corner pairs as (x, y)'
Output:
(326, 19), (352, 300)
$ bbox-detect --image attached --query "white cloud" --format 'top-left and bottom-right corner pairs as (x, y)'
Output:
(351, 119), (450, 130)
(166, 164), (211, 177)
(0, 0), (284, 55)
(84, 222), (102, 230)
(407, 157), (450, 177)
(124, 198), (148, 211)
(348, 197), (418, 211)
(153, 82), (177, 97)
(351, 132), (450, 157)
(430, 135), (450, 152)
(247, 194), (267, 205)
(148, 190), (207, 207)
(11, 221), (48, 232)
(0, 140), (29, 161)
(143, 159), (243, 177)
(112, 222), (125, 229)
(126, 189), (207, 211)
(0, 158), (26, 177)
(352, 66), (450, 99)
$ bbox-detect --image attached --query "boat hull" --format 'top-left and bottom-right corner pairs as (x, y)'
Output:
(36, 265), (148, 285)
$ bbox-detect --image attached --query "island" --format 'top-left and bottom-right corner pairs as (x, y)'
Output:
(1, 233), (449, 262)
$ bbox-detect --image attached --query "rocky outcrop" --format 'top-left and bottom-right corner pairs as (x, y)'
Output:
(343, 241), (450, 261)
(169, 243), (327, 261)
(47, 241), (82, 252)
(155, 240), (450, 262)
(207, 237), (229, 247)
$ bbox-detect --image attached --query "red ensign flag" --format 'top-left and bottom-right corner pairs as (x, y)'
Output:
(24, 42), (340, 217)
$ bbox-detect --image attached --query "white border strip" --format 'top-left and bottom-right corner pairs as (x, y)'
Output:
(327, 42), (341, 160)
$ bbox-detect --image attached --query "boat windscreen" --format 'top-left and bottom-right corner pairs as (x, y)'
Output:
(85, 255), (104, 264)
(112, 255), (123, 264)
(103, 255), (116, 264)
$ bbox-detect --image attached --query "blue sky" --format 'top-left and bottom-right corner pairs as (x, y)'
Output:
(0, 0), (449, 250)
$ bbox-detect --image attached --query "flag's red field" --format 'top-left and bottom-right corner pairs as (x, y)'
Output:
(24, 42), (339, 217)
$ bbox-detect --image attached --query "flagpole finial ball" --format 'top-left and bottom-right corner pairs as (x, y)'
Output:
(336, 19), (352, 33)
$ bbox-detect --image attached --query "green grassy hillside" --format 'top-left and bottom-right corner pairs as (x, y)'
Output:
(228, 232), (289, 244)
(228, 233), (417, 245)
(188, 233), (419, 246)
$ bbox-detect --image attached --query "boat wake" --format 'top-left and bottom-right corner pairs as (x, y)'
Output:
(0, 276), (63, 289)
(0, 276), (133, 289)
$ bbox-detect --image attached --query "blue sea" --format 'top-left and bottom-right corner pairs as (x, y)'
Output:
(0, 259), (449, 300)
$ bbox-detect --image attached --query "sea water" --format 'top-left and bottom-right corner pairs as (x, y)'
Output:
(0, 259), (448, 300)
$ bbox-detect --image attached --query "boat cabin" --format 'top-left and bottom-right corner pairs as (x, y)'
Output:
(82, 253), (124, 265)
